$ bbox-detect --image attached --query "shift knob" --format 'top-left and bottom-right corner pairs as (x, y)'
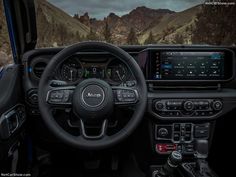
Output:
(194, 139), (208, 159)
(168, 151), (183, 167)
(159, 151), (183, 177)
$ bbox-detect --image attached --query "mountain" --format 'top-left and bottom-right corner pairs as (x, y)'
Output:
(75, 6), (174, 44)
(36, 0), (89, 47)
(140, 5), (202, 44)
(122, 6), (174, 34)
(0, 1), (12, 66)
(0, 1), (7, 45)
(0, 0), (202, 62)
(75, 5), (200, 45)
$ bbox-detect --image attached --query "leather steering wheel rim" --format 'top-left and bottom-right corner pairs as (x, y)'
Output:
(38, 41), (147, 150)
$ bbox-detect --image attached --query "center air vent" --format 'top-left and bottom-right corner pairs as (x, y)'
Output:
(33, 62), (47, 78)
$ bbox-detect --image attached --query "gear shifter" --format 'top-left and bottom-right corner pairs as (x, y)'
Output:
(156, 151), (182, 177)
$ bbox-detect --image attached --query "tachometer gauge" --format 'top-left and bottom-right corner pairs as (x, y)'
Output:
(60, 58), (83, 82)
(106, 60), (131, 83)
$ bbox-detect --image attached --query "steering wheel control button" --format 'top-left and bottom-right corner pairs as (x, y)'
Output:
(212, 100), (223, 111)
(82, 85), (105, 107)
(114, 89), (137, 103)
(50, 80), (67, 87)
(47, 89), (73, 104)
(126, 80), (136, 87)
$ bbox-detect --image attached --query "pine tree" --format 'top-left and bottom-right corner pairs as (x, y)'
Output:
(126, 27), (139, 45)
(144, 31), (155, 44)
(103, 21), (112, 43)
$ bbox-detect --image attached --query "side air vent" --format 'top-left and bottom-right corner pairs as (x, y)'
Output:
(33, 62), (47, 78)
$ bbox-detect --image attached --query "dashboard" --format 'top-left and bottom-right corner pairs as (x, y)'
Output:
(27, 48), (235, 87)
(23, 46), (236, 120)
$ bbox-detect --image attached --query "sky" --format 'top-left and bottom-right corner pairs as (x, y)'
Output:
(48, 0), (205, 19)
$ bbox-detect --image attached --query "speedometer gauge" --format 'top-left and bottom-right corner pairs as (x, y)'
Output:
(60, 58), (83, 82)
(106, 60), (131, 83)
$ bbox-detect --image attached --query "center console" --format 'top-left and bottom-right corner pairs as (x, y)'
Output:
(137, 47), (236, 177)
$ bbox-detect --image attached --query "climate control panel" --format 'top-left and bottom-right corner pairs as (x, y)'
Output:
(153, 99), (223, 118)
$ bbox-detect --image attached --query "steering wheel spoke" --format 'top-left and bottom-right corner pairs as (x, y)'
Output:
(112, 86), (139, 106)
(79, 119), (108, 140)
(46, 86), (75, 106)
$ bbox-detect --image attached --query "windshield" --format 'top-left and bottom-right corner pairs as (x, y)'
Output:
(35, 0), (235, 47)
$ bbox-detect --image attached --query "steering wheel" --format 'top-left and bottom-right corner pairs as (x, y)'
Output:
(38, 42), (147, 150)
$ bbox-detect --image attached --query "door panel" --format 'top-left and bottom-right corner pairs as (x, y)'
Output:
(0, 64), (26, 171)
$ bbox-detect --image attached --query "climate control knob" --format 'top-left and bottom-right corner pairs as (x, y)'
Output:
(155, 101), (164, 111)
(212, 100), (223, 111)
(183, 101), (194, 111)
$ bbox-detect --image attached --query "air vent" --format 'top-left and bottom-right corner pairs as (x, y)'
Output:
(33, 62), (47, 78)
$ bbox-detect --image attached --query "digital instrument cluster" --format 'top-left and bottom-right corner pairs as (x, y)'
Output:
(58, 56), (132, 85)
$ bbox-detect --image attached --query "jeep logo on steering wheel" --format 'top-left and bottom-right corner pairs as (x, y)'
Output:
(81, 84), (105, 107)
(86, 92), (102, 98)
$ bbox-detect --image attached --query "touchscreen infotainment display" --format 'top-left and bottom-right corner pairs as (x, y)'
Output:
(152, 51), (224, 80)
(144, 49), (234, 81)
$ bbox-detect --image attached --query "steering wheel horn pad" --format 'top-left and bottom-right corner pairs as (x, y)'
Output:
(73, 79), (113, 123)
